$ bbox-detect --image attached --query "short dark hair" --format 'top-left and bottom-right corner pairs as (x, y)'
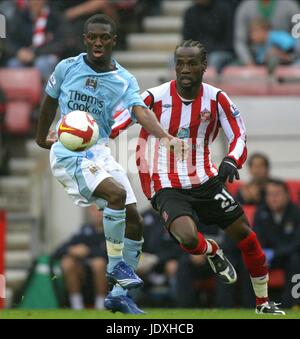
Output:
(266, 178), (290, 194)
(248, 153), (270, 170)
(83, 14), (116, 35)
(175, 39), (207, 64)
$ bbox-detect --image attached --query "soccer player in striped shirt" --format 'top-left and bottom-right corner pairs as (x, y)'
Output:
(111, 40), (285, 315)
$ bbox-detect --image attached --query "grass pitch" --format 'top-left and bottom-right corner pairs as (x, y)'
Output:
(1, 308), (300, 319)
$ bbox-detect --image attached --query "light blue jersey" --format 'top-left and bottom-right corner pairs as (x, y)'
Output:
(46, 53), (146, 141)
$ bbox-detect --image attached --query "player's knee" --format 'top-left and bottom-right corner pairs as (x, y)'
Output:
(90, 258), (106, 273)
(61, 256), (77, 272)
(226, 215), (252, 243)
(180, 234), (198, 249)
(171, 230), (198, 249)
(169, 216), (199, 249)
(107, 187), (127, 208)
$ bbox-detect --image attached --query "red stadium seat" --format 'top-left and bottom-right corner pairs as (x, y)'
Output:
(275, 66), (300, 81)
(260, 66), (300, 95)
(242, 205), (257, 227)
(0, 68), (42, 105)
(221, 66), (269, 96)
(0, 68), (42, 134)
(268, 269), (285, 289)
(268, 82), (300, 96)
(5, 101), (32, 134)
(223, 66), (268, 79)
(226, 181), (243, 197)
(286, 180), (300, 207)
(203, 67), (218, 86)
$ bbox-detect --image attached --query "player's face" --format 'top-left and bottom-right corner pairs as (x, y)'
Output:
(83, 23), (116, 64)
(175, 47), (206, 90)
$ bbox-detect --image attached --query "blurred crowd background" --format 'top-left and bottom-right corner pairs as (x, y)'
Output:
(0, 0), (300, 310)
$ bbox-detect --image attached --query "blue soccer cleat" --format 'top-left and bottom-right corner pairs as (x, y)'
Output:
(106, 261), (143, 289)
(104, 293), (145, 314)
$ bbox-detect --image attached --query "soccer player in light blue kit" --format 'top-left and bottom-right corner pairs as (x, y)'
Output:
(36, 14), (185, 314)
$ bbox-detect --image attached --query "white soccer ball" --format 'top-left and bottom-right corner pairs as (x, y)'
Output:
(58, 111), (99, 151)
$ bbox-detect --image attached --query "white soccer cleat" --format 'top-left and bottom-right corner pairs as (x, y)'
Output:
(255, 301), (286, 315)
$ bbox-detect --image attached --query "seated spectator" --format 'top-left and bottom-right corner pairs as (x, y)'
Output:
(114, 0), (158, 49)
(135, 208), (183, 306)
(53, 205), (108, 310)
(234, 0), (300, 66)
(253, 179), (300, 307)
(236, 153), (271, 205)
(249, 18), (296, 73)
(5, 0), (64, 81)
(182, 0), (235, 73)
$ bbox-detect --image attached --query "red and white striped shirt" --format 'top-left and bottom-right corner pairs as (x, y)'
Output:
(111, 80), (247, 199)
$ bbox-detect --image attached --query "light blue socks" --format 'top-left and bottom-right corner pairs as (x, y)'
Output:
(103, 207), (126, 273)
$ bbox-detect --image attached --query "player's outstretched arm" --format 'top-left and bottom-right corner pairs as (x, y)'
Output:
(132, 105), (189, 160)
(36, 94), (59, 150)
(133, 105), (171, 140)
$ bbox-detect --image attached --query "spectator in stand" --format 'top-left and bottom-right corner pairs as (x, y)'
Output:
(53, 206), (108, 310)
(252, 179), (300, 307)
(236, 153), (271, 205)
(135, 208), (183, 306)
(5, 0), (64, 81)
(182, 0), (235, 73)
(135, 0), (161, 31)
(0, 0), (17, 21)
(0, 0), (19, 65)
(234, 0), (300, 66)
(50, 0), (118, 56)
(249, 18), (296, 73)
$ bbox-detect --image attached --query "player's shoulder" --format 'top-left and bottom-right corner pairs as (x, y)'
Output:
(58, 53), (83, 66)
(202, 82), (234, 102)
(114, 59), (136, 79)
(144, 81), (172, 102)
(202, 82), (223, 98)
(54, 53), (84, 73)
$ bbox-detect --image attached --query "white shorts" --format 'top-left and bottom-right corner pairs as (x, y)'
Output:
(50, 141), (137, 210)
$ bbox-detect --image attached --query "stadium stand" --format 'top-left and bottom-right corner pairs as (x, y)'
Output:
(0, 70), (43, 306)
(0, 68), (42, 134)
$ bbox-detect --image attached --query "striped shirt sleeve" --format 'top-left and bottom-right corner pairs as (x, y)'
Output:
(110, 91), (154, 139)
(217, 91), (247, 168)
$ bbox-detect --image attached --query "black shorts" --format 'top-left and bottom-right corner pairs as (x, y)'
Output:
(151, 176), (244, 230)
